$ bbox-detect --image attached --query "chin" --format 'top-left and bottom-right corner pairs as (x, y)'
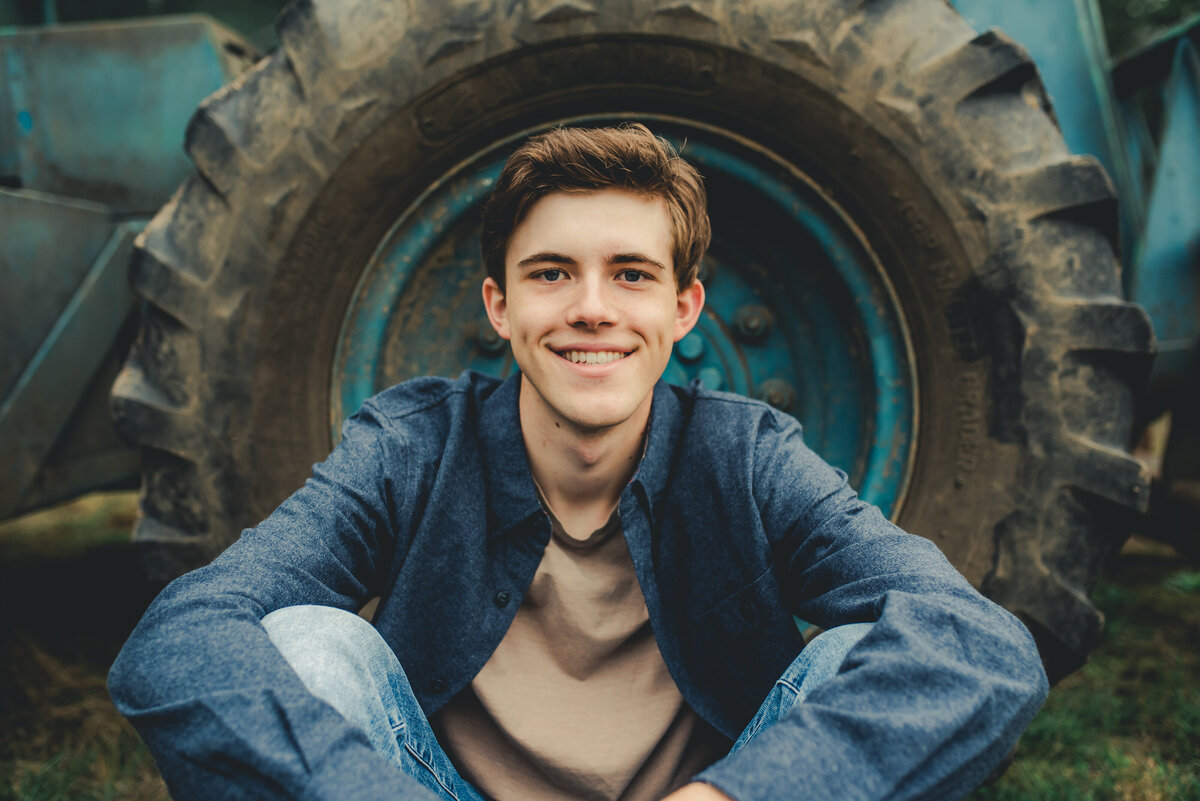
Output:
(561, 410), (626, 432)
(558, 399), (640, 432)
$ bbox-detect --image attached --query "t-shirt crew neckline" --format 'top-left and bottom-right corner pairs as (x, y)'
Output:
(531, 477), (622, 550)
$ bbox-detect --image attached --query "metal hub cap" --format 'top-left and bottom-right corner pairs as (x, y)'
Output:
(334, 117), (916, 516)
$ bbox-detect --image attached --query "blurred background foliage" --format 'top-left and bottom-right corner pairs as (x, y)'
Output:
(1098, 0), (1200, 56)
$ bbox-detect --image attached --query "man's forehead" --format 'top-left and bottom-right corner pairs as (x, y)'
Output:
(501, 189), (678, 284)
(512, 190), (671, 241)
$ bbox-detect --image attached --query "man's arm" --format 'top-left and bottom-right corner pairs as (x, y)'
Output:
(695, 412), (1048, 801)
(108, 402), (442, 801)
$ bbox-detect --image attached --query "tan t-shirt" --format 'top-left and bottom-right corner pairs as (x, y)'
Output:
(432, 502), (729, 801)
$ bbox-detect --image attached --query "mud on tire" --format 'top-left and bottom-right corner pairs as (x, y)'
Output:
(112, 0), (1154, 682)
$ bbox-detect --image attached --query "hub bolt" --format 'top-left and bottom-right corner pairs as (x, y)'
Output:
(734, 305), (772, 343)
(698, 367), (724, 391)
(476, 326), (506, 355)
(677, 333), (705, 362)
(757, 378), (796, 412)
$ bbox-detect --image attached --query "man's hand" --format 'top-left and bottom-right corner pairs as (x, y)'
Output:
(662, 782), (736, 801)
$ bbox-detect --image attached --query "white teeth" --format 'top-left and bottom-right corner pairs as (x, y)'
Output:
(560, 350), (628, 365)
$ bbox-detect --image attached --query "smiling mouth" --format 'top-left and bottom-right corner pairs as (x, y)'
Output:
(555, 350), (631, 365)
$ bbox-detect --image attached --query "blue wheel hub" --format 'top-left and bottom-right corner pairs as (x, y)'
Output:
(334, 119), (916, 516)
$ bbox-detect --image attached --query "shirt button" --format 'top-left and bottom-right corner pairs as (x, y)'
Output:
(429, 678), (447, 694)
(493, 590), (511, 608)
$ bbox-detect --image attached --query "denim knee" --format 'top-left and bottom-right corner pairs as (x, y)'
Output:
(731, 621), (876, 752)
(262, 604), (381, 646)
(787, 622), (874, 702)
(262, 605), (400, 730)
(262, 605), (390, 674)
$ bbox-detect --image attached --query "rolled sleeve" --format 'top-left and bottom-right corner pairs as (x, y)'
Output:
(108, 401), (432, 801)
(696, 414), (1048, 801)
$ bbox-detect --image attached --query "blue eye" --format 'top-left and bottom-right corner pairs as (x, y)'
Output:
(620, 269), (647, 282)
(539, 268), (565, 282)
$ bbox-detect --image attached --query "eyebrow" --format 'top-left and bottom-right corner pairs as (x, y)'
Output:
(515, 252), (668, 272)
(612, 252), (668, 272)
(516, 252), (574, 268)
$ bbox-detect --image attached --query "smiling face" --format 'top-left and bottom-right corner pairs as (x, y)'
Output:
(482, 189), (705, 435)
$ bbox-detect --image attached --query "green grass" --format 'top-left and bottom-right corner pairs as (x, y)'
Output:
(0, 493), (169, 801)
(970, 541), (1200, 801)
(2, 493), (1197, 800)
(0, 492), (138, 559)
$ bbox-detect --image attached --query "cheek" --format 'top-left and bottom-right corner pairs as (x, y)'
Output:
(656, 307), (684, 340)
(509, 311), (546, 344)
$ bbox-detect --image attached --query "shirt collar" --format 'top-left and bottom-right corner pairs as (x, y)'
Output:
(480, 374), (542, 538)
(478, 373), (684, 538)
(632, 381), (683, 512)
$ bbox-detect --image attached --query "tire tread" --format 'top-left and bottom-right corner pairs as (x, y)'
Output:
(113, 0), (1155, 683)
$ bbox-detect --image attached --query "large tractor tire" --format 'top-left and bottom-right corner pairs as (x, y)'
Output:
(111, 0), (1153, 682)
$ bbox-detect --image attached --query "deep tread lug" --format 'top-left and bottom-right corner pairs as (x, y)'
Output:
(184, 98), (247, 200)
(423, 31), (485, 67)
(139, 176), (230, 283)
(111, 368), (192, 456)
(277, 0), (332, 100)
(986, 519), (1103, 676)
(305, 0), (409, 67)
(770, 31), (831, 68)
(653, 1), (718, 25)
(133, 514), (202, 544)
(1005, 157), (1119, 247)
(332, 95), (382, 142)
(1047, 298), (1156, 355)
(533, 0), (599, 24)
(1060, 436), (1152, 512)
(875, 95), (923, 141)
(918, 29), (1038, 105)
(130, 247), (207, 331)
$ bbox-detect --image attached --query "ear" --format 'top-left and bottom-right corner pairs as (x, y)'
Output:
(674, 279), (705, 342)
(481, 276), (511, 340)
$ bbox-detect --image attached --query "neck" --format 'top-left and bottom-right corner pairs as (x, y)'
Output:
(518, 378), (649, 535)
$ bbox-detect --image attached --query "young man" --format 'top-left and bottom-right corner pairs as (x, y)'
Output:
(110, 124), (1048, 801)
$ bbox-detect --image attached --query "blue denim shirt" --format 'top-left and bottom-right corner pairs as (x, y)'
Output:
(109, 372), (1048, 801)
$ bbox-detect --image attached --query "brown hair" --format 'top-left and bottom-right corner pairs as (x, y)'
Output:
(480, 123), (710, 292)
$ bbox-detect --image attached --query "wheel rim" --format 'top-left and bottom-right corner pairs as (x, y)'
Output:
(333, 117), (917, 516)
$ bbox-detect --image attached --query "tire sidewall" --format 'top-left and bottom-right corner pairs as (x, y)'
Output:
(245, 34), (1015, 585)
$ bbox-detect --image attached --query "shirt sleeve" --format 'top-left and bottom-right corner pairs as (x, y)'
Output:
(696, 413), (1049, 801)
(107, 401), (442, 801)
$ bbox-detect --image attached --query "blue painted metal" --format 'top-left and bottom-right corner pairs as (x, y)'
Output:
(335, 119), (916, 516)
(0, 15), (253, 520)
(0, 189), (114, 401)
(677, 332), (704, 362)
(685, 136), (915, 514)
(1115, 90), (1155, 234)
(1129, 40), (1200, 382)
(951, 0), (1139, 261)
(0, 16), (256, 213)
(0, 219), (142, 517)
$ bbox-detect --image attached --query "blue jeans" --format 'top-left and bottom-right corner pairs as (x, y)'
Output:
(262, 606), (872, 801)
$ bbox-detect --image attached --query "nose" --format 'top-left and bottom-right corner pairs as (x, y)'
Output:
(567, 273), (617, 329)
